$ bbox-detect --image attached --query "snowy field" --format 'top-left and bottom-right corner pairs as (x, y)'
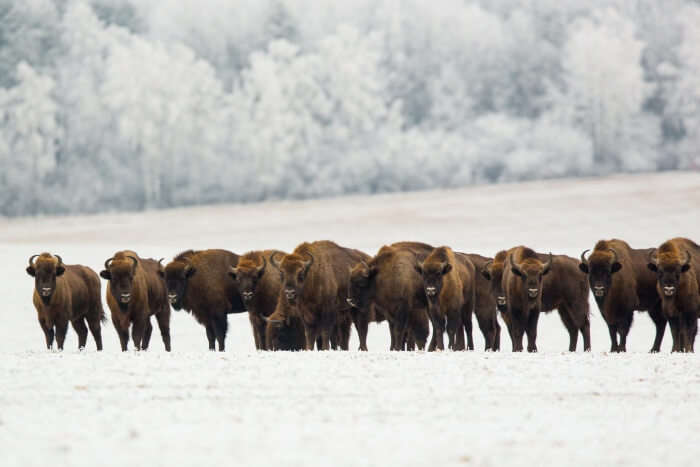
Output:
(1, 171), (700, 466)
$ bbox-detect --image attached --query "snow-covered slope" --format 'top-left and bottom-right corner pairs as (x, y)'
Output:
(1, 172), (699, 466)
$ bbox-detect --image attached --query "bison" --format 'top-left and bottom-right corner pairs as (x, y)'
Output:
(161, 249), (245, 351)
(269, 240), (366, 350)
(263, 304), (307, 351)
(229, 249), (304, 350)
(461, 253), (501, 351)
(502, 246), (590, 352)
(100, 251), (171, 351)
(348, 242), (431, 351)
(26, 253), (105, 351)
(579, 239), (666, 352)
(416, 246), (474, 351)
(647, 238), (700, 352)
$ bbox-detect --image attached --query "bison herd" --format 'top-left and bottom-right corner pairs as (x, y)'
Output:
(26, 237), (700, 353)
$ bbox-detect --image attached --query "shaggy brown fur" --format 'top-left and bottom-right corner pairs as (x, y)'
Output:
(264, 305), (306, 351)
(503, 246), (590, 352)
(100, 251), (170, 351)
(270, 241), (366, 350)
(161, 249), (244, 351)
(27, 253), (105, 351)
(230, 250), (286, 350)
(647, 238), (700, 352)
(416, 247), (474, 351)
(348, 243), (431, 351)
(461, 253), (501, 351)
(579, 239), (665, 352)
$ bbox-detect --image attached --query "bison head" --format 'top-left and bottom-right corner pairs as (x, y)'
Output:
(158, 259), (195, 310)
(481, 259), (507, 311)
(229, 256), (266, 304)
(270, 251), (313, 305)
(509, 252), (552, 302)
(26, 253), (65, 304)
(579, 248), (621, 298)
(648, 250), (691, 297)
(100, 255), (138, 309)
(415, 258), (452, 303)
(347, 260), (377, 310)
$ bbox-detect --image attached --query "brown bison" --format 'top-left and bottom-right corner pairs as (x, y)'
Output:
(229, 249), (302, 350)
(348, 242), (431, 351)
(461, 253), (501, 351)
(100, 251), (171, 351)
(502, 246), (590, 352)
(647, 238), (700, 352)
(269, 240), (366, 350)
(416, 246), (474, 351)
(26, 253), (105, 351)
(263, 305), (307, 351)
(161, 249), (244, 351)
(481, 250), (515, 341)
(579, 239), (666, 352)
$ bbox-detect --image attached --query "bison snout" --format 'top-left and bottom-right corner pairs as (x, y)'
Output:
(663, 286), (676, 297)
(40, 287), (52, 297)
(593, 285), (606, 297)
(346, 297), (357, 307)
(496, 296), (506, 306)
(425, 286), (437, 297)
(527, 288), (539, 298)
(168, 293), (178, 304)
(120, 293), (131, 303)
(284, 289), (296, 300)
(242, 291), (254, 302)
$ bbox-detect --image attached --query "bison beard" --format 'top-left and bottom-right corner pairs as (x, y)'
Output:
(161, 249), (244, 351)
(647, 238), (700, 352)
(101, 251), (171, 352)
(27, 253), (106, 351)
(579, 239), (666, 352)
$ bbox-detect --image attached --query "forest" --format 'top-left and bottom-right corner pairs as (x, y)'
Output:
(0, 0), (697, 216)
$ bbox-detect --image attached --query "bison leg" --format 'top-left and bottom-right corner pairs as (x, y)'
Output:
(320, 328), (332, 351)
(557, 307), (579, 352)
(131, 318), (147, 351)
(55, 319), (69, 351)
(155, 308), (171, 351)
(509, 311), (525, 352)
(648, 304), (666, 353)
(668, 317), (682, 352)
(580, 316), (591, 352)
(250, 314), (267, 350)
(462, 307), (474, 351)
(474, 312), (495, 351)
(446, 310), (464, 351)
(493, 318), (501, 351)
(352, 310), (369, 352)
(606, 324), (619, 352)
(205, 322), (216, 350)
(411, 312), (429, 351)
(71, 318), (89, 350)
(87, 316), (103, 351)
(304, 326), (320, 350)
(141, 319), (153, 350)
(39, 318), (54, 350)
(213, 314), (227, 351)
(525, 311), (539, 353)
(427, 308), (445, 351)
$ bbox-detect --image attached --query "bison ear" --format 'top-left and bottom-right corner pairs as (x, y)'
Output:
(368, 264), (378, 278)
(186, 267), (196, 278)
(481, 269), (491, 281)
(228, 270), (237, 280)
(511, 267), (523, 277)
(55, 265), (66, 276)
(157, 270), (164, 278)
(578, 263), (589, 274)
(647, 263), (657, 272)
(611, 262), (622, 274)
(414, 264), (423, 275)
(681, 263), (691, 273)
(99, 270), (111, 280)
(26, 266), (36, 277)
(442, 263), (452, 275)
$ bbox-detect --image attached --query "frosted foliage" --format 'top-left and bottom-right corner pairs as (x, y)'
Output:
(0, 0), (695, 216)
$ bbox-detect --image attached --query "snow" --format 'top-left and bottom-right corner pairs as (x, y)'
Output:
(1, 171), (699, 466)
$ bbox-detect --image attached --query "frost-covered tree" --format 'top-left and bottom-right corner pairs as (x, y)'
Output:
(0, 63), (61, 215)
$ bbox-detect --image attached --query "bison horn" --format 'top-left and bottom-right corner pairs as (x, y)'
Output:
(269, 252), (281, 270)
(127, 255), (138, 269)
(608, 248), (618, 265)
(543, 252), (553, 273)
(54, 254), (63, 266)
(303, 251), (314, 273)
(28, 254), (40, 267)
(507, 254), (523, 276)
(257, 255), (267, 275)
(580, 249), (590, 265)
(104, 257), (115, 271)
(683, 250), (691, 267)
(158, 258), (165, 267)
(648, 249), (658, 265)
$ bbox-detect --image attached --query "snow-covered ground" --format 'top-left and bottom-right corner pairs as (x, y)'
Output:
(1, 172), (699, 466)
